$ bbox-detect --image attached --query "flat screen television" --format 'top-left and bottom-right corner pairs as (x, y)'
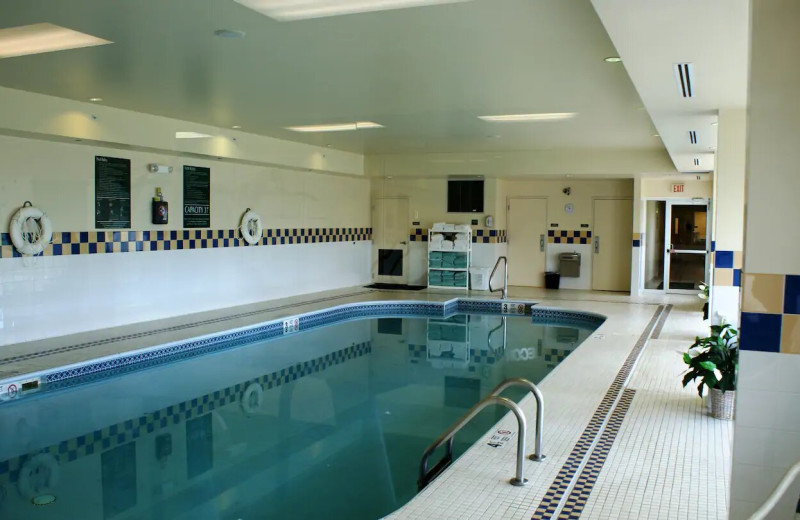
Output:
(447, 179), (484, 213)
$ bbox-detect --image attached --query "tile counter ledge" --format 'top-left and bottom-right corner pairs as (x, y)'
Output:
(387, 300), (664, 520)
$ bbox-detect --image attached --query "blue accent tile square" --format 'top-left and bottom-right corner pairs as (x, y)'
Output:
(711, 240), (716, 252)
(567, 237), (574, 244)
(71, 243), (80, 254)
(715, 250), (734, 268)
(165, 241), (172, 250)
(212, 239), (218, 247)
(53, 244), (62, 255)
(120, 242), (129, 253)
(733, 269), (742, 287)
(739, 312), (782, 352)
(490, 230), (497, 237)
(281, 237), (286, 244)
(580, 238), (587, 244)
(633, 240), (641, 247)
(156, 231), (164, 241)
(128, 231), (136, 241)
(548, 230), (555, 237)
(587, 231), (593, 238)
(560, 230), (567, 237)
(1, 233), (10, 246)
(89, 243), (97, 254)
(135, 241), (143, 252)
(105, 242), (113, 253)
(143, 231), (151, 241)
(112, 231), (121, 242)
(96, 231), (105, 242)
(784, 275), (800, 314)
(223, 239), (229, 247)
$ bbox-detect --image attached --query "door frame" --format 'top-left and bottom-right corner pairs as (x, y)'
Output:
(663, 199), (710, 294)
(591, 197), (633, 292)
(505, 196), (548, 287)
(372, 196), (410, 284)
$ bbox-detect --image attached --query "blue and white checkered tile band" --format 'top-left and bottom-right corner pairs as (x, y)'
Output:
(0, 341), (371, 483)
(407, 344), (503, 365)
(0, 227), (372, 259)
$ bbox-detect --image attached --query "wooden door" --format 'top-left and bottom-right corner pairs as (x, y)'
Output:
(507, 198), (547, 287)
(592, 199), (633, 291)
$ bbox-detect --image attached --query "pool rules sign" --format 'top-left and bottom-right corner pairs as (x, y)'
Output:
(183, 166), (210, 228)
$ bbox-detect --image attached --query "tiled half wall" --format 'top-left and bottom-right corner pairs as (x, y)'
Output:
(408, 228), (507, 244)
(713, 250), (743, 287)
(0, 227), (372, 259)
(740, 273), (800, 354)
(547, 229), (592, 244)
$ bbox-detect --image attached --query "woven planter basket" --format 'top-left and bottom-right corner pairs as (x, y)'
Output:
(709, 388), (735, 420)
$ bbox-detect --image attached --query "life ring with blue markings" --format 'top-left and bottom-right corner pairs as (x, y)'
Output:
(9, 202), (53, 256)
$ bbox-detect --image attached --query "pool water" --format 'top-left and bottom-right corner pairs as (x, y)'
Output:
(0, 313), (595, 520)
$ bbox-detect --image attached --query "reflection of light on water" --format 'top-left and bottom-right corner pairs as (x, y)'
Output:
(31, 494), (56, 506)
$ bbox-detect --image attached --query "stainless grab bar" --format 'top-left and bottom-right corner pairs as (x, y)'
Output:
(417, 377), (545, 490)
(489, 256), (508, 299)
(418, 396), (528, 490)
(749, 460), (800, 520)
(488, 377), (545, 461)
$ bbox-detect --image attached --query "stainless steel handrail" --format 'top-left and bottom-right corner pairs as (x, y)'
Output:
(488, 377), (545, 461)
(418, 395), (528, 490)
(487, 316), (507, 354)
(749, 460), (800, 520)
(417, 377), (545, 490)
(489, 256), (508, 299)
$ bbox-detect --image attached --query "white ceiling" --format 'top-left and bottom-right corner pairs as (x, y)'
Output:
(0, 0), (663, 160)
(0, 0), (749, 176)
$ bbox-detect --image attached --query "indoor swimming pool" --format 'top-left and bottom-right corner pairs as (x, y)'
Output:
(0, 305), (601, 520)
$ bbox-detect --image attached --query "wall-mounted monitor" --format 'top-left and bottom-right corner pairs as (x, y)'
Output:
(447, 179), (484, 213)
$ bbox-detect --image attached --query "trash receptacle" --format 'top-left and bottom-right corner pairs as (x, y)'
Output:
(545, 271), (560, 289)
(470, 267), (491, 291)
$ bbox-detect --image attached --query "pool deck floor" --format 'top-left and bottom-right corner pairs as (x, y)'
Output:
(0, 286), (732, 520)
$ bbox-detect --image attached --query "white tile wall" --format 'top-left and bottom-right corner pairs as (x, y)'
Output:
(730, 351), (800, 520)
(711, 285), (741, 327)
(0, 241), (371, 346)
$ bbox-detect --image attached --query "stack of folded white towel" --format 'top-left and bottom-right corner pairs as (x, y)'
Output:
(440, 239), (455, 250)
(430, 234), (444, 248)
(453, 232), (469, 251)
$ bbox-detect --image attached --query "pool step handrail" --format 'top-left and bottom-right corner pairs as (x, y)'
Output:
(489, 256), (508, 299)
(417, 377), (545, 491)
(748, 459), (800, 520)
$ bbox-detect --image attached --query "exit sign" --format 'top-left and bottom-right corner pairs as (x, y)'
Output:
(672, 183), (685, 193)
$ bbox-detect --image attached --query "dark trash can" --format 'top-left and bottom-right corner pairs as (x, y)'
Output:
(545, 271), (560, 289)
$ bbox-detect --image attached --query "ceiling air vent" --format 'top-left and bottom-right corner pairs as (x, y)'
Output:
(673, 63), (694, 98)
(693, 158), (701, 166)
(689, 130), (698, 144)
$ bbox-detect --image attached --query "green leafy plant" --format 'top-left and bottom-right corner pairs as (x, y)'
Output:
(682, 323), (738, 397)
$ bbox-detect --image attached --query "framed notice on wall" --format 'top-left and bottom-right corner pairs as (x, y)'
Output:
(95, 156), (131, 229)
(183, 165), (210, 228)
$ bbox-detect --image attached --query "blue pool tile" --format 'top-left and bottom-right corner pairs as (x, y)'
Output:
(112, 231), (121, 242)
(733, 269), (742, 287)
(120, 242), (129, 253)
(711, 240), (716, 252)
(71, 243), (80, 255)
(89, 243), (97, 254)
(156, 231), (164, 241)
(143, 231), (151, 241)
(715, 250), (734, 268)
(784, 275), (800, 314)
(53, 244), (62, 255)
(739, 312), (782, 352)
(105, 243), (114, 253)
(633, 240), (641, 247)
(128, 231), (136, 241)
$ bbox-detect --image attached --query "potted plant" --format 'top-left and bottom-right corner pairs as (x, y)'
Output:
(681, 323), (738, 420)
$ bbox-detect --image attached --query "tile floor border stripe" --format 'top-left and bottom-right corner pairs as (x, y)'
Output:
(556, 388), (637, 520)
(530, 305), (664, 520)
(652, 303), (674, 339)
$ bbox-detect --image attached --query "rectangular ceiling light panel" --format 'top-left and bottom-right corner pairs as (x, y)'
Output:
(175, 132), (213, 139)
(286, 121), (383, 132)
(478, 112), (577, 122)
(673, 63), (694, 98)
(0, 23), (112, 59)
(234, 0), (472, 21)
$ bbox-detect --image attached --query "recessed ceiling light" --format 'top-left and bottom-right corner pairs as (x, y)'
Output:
(88, 97), (103, 102)
(604, 56), (622, 63)
(214, 29), (246, 39)
(478, 112), (577, 122)
(711, 122), (718, 126)
(286, 121), (383, 132)
(652, 134), (660, 137)
(232, 125), (242, 129)
(233, 0), (473, 21)
(0, 23), (112, 59)
(176, 131), (213, 139)
(326, 144), (333, 148)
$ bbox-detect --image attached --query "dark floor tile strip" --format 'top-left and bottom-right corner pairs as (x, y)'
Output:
(651, 304), (674, 339)
(530, 306), (663, 520)
(0, 290), (373, 367)
(556, 389), (637, 520)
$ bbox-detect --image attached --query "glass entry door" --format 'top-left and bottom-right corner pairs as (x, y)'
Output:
(664, 201), (709, 293)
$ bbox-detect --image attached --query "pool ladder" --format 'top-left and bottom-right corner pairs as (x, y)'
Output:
(417, 377), (544, 491)
(489, 256), (508, 299)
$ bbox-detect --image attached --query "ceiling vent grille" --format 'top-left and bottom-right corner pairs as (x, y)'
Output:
(673, 63), (694, 98)
(689, 130), (698, 144)
(693, 158), (701, 166)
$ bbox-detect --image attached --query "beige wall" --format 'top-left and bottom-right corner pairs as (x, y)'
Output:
(501, 179), (633, 228)
(0, 135), (370, 232)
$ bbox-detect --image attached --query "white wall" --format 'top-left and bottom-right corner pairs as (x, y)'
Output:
(0, 133), (370, 346)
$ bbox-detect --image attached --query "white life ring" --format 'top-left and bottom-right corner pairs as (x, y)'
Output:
(239, 209), (262, 245)
(17, 453), (59, 500)
(10, 203), (53, 256)
(241, 383), (263, 416)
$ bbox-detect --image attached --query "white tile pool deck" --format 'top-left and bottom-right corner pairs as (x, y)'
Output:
(0, 286), (732, 519)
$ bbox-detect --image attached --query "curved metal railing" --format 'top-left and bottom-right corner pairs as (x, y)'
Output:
(489, 256), (508, 299)
(748, 460), (800, 520)
(417, 377), (544, 490)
